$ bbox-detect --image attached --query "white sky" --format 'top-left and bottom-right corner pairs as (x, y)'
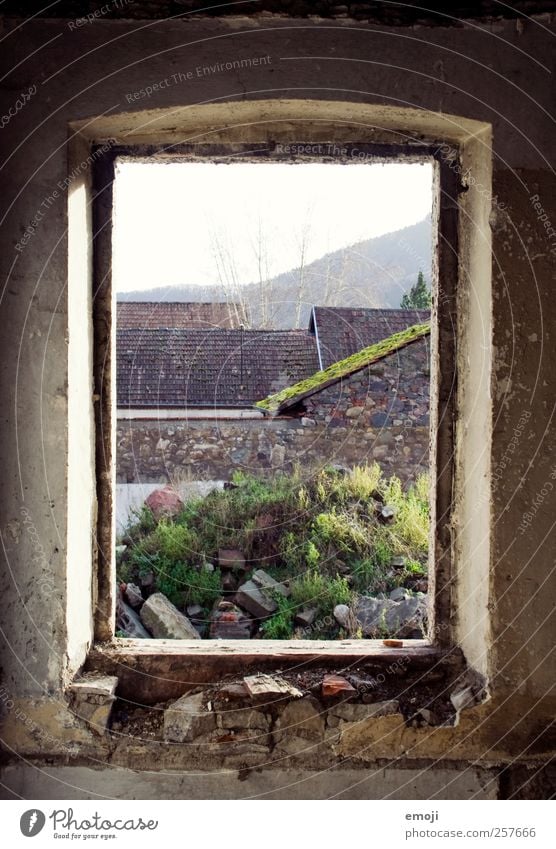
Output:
(113, 161), (432, 293)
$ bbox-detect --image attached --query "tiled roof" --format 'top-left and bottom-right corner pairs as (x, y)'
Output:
(311, 306), (430, 368)
(117, 301), (247, 330)
(256, 323), (431, 414)
(117, 328), (319, 408)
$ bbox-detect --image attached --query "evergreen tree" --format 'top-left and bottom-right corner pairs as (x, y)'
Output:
(400, 270), (431, 309)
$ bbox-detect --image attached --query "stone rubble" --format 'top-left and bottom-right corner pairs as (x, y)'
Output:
(140, 592), (201, 640)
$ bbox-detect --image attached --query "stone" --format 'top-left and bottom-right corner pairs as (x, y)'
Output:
(389, 586), (410, 602)
(218, 549), (246, 571)
(215, 682), (249, 703)
(209, 600), (252, 639)
(235, 580), (277, 619)
(164, 692), (216, 742)
(219, 709), (270, 731)
(70, 675), (118, 700)
(385, 596), (428, 638)
(274, 696), (325, 742)
(449, 673), (487, 713)
(331, 700), (400, 722)
(140, 593), (201, 640)
(371, 412), (389, 427)
(221, 571), (239, 593)
(378, 504), (397, 523)
(270, 444), (286, 467)
(294, 607), (318, 628)
(186, 603), (203, 619)
(144, 485), (183, 521)
(355, 597), (392, 637)
(139, 570), (155, 590)
(243, 674), (303, 699)
(355, 595), (428, 639)
(390, 555), (406, 568)
(70, 675), (118, 736)
(116, 593), (151, 638)
(346, 406), (364, 417)
(418, 708), (438, 725)
(251, 569), (290, 597)
(124, 582), (143, 609)
(321, 674), (356, 698)
(333, 604), (351, 628)
(301, 416), (316, 427)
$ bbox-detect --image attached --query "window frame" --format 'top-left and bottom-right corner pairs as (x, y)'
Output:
(85, 126), (482, 693)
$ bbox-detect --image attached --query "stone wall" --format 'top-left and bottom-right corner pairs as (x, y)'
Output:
(117, 418), (429, 484)
(117, 340), (430, 484)
(303, 336), (430, 429)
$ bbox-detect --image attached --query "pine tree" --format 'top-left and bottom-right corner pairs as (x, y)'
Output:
(400, 270), (431, 309)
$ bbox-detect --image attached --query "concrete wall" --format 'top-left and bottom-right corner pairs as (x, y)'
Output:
(0, 10), (554, 799)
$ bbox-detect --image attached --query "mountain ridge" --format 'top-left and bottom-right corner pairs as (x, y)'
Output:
(117, 216), (432, 329)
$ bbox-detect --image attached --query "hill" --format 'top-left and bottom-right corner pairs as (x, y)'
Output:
(117, 216), (432, 329)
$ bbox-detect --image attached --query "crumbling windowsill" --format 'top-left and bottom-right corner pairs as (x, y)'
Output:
(85, 638), (465, 705)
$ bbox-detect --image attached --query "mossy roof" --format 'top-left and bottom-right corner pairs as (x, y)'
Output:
(255, 322), (430, 414)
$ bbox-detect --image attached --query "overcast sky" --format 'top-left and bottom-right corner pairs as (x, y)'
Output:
(113, 161), (432, 293)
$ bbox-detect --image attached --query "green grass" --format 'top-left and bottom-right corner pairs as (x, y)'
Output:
(120, 464), (430, 638)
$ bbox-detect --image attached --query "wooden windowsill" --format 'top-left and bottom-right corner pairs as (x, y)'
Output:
(86, 638), (463, 703)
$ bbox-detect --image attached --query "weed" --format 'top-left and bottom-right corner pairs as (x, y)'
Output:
(260, 594), (295, 639)
(290, 569), (353, 617)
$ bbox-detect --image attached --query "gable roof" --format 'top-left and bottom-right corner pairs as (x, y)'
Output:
(310, 306), (430, 369)
(117, 328), (319, 409)
(255, 322), (430, 415)
(117, 301), (247, 330)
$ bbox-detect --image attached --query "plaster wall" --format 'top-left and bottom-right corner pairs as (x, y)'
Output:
(0, 12), (554, 798)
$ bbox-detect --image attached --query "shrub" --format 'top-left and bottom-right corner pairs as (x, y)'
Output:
(121, 464), (430, 633)
(311, 509), (369, 555)
(154, 521), (200, 562)
(156, 561), (221, 609)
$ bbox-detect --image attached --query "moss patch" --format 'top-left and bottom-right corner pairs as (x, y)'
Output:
(255, 322), (430, 414)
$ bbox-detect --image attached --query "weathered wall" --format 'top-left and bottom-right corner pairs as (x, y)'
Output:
(0, 10), (554, 799)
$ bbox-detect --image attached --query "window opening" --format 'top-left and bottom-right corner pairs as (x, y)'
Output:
(110, 154), (435, 644)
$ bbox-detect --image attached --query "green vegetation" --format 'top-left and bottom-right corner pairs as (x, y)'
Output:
(120, 463), (430, 639)
(255, 322), (430, 414)
(400, 270), (432, 309)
